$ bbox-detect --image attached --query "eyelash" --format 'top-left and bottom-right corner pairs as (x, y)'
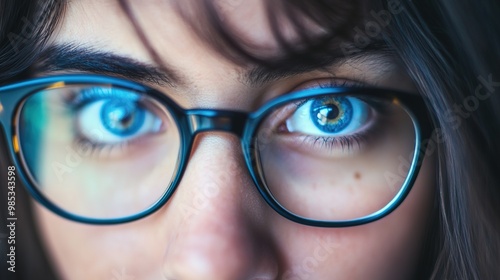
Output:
(293, 78), (366, 91)
(290, 78), (367, 107)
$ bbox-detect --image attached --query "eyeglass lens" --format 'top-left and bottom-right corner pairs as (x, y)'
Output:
(17, 84), (417, 222)
(253, 95), (416, 221)
(19, 85), (181, 218)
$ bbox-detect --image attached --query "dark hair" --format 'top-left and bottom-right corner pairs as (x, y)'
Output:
(1, 0), (499, 279)
(0, 1), (65, 279)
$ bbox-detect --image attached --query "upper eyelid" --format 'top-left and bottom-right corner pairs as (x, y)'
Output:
(288, 78), (368, 92)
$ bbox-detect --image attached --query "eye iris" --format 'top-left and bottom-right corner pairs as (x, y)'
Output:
(100, 99), (145, 136)
(311, 97), (352, 133)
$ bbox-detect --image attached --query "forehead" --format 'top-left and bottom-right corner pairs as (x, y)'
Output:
(45, 0), (413, 107)
(53, 0), (367, 62)
(52, 0), (255, 96)
(55, 0), (284, 60)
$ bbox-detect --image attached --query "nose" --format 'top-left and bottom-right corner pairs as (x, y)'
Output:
(162, 134), (279, 280)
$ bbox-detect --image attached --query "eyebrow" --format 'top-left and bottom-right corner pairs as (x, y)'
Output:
(246, 41), (392, 86)
(33, 41), (391, 88)
(33, 44), (179, 87)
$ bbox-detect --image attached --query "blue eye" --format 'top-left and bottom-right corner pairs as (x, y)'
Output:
(286, 95), (370, 137)
(100, 98), (146, 137)
(310, 96), (353, 133)
(73, 87), (162, 144)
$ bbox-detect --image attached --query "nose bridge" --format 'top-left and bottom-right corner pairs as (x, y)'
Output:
(187, 110), (248, 137)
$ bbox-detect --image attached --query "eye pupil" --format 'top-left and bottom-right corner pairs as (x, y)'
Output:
(317, 105), (340, 125)
(311, 97), (352, 133)
(101, 99), (145, 136)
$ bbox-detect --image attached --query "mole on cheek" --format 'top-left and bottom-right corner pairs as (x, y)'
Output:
(354, 172), (361, 180)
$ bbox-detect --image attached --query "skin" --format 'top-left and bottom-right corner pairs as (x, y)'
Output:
(31, 0), (435, 279)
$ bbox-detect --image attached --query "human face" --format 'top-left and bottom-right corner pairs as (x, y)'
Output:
(32, 0), (435, 279)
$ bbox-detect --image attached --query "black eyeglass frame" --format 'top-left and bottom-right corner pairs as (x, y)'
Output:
(0, 74), (433, 227)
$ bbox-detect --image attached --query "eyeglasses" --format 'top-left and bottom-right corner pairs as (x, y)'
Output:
(0, 74), (431, 226)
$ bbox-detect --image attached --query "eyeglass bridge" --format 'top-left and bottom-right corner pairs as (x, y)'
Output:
(187, 110), (248, 137)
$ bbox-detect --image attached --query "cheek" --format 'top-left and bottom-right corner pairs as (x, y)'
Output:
(34, 204), (168, 279)
(38, 149), (168, 215)
(271, 155), (435, 279)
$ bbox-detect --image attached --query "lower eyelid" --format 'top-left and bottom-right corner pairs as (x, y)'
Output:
(71, 135), (126, 159)
(72, 133), (156, 160)
(269, 133), (369, 158)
